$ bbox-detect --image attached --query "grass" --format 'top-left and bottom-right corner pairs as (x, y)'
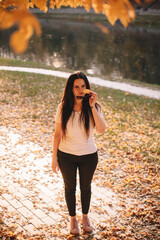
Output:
(0, 70), (159, 239)
(1, 57), (160, 91)
(0, 69), (159, 112)
(0, 70), (159, 156)
(0, 57), (52, 70)
(0, 70), (159, 164)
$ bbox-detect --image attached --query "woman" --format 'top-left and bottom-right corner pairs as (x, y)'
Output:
(52, 71), (106, 235)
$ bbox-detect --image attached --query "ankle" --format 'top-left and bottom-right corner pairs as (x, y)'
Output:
(70, 216), (78, 226)
(70, 216), (79, 235)
(82, 215), (92, 226)
(82, 215), (93, 233)
(82, 214), (89, 221)
(70, 216), (77, 221)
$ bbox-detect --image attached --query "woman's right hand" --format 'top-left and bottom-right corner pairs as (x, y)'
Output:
(52, 156), (59, 174)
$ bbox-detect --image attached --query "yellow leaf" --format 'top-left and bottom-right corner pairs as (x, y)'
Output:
(31, 0), (48, 12)
(10, 224), (19, 228)
(95, 22), (109, 34)
(50, 0), (56, 9)
(3, 0), (29, 9)
(10, 30), (28, 54)
(97, 143), (104, 148)
(1, 9), (41, 53)
(103, 0), (135, 27)
(92, 0), (104, 13)
(83, 0), (92, 11)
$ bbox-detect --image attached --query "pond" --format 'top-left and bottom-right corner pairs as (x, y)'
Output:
(0, 14), (160, 85)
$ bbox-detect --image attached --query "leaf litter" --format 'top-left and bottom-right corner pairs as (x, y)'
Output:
(0, 71), (159, 239)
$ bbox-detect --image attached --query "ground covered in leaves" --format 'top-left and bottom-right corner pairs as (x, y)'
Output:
(0, 70), (159, 239)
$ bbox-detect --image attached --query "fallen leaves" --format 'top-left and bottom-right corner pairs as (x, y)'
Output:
(0, 70), (160, 239)
(0, 221), (19, 239)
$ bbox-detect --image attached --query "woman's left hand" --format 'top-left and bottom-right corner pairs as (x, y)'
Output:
(89, 91), (97, 108)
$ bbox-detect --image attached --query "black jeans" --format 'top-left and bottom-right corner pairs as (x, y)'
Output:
(57, 149), (98, 216)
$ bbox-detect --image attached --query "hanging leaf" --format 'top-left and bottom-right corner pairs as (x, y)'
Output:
(0, 8), (41, 53)
(0, 0), (153, 53)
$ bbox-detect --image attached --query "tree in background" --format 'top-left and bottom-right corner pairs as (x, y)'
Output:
(0, 0), (153, 54)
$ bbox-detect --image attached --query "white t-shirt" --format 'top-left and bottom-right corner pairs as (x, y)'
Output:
(55, 103), (97, 156)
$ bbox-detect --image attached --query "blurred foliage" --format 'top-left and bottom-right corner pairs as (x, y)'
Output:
(0, 0), (153, 53)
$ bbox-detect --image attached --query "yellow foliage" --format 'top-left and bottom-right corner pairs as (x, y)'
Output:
(83, 0), (92, 12)
(31, 0), (48, 12)
(103, 0), (135, 27)
(0, 8), (41, 53)
(50, 0), (56, 9)
(0, 0), (153, 53)
(92, 0), (104, 13)
(2, 0), (29, 8)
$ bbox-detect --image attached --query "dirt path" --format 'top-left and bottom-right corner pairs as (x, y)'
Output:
(0, 66), (160, 99)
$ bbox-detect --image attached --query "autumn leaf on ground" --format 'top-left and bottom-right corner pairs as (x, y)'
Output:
(0, 67), (159, 239)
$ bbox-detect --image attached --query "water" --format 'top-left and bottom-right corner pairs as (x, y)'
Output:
(0, 16), (160, 85)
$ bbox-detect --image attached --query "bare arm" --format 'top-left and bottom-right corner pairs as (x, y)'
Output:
(52, 122), (62, 173)
(91, 106), (106, 133)
(89, 91), (106, 134)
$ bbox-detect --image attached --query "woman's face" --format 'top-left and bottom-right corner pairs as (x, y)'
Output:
(73, 78), (86, 101)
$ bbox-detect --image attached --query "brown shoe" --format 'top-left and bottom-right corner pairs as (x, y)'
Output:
(82, 216), (94, 233)
(70, 218), (79, 235)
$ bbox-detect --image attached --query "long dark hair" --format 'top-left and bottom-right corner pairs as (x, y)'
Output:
(61, 71), (100, 137)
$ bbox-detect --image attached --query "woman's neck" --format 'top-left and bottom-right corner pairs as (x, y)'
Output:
(74, 101), (82, 112)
